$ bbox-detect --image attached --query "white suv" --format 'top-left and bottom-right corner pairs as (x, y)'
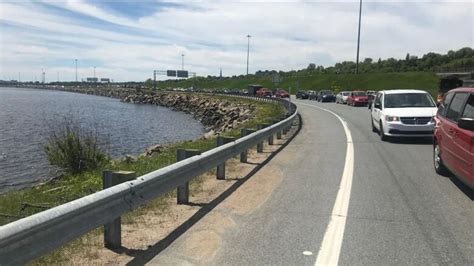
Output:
(370, 90), (438, 141)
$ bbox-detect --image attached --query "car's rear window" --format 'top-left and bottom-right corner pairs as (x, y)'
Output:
(353, 92), (366, 96)
(384, 93), (436, 108)
(342, 92), (350, 96)
(446, 92), (469, 121)
(461, 94), (474, 119)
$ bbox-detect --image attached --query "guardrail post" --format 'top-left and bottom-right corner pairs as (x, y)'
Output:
(102, 170), (136, 250)
(177, 149), (201, 204)
(273, 119), (282, 139)
(257, 124), (264, 153)
(240, 128), (255, 162)
(283, 114), (292, 134)
(217, 136), (236, 180)
(262, 123), (273, 145)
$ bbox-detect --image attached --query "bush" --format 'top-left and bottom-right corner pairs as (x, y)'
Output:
(44, 119), (109, 174)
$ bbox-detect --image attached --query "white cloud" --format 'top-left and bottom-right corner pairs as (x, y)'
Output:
(0, 0), (472, 82)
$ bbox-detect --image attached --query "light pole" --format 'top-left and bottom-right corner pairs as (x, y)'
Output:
(246, 35), (251, 75)
(93, 66), (96, 79)
(75, 59), (78, 82)
(355, 0), (362, 74)
(181, 54), (185, 71)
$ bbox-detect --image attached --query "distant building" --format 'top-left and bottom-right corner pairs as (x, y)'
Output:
(86, 77), (98, 82)
(100, 78), (110, 83)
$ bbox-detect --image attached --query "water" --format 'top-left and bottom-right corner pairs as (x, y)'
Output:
(0, 87), (204, 194)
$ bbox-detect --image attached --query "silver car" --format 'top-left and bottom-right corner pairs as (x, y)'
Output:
(336, 91), (350, 104)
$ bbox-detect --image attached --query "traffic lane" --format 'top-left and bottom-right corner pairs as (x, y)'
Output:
(211, 103), (347, 265)
(296, 100), (474, 264)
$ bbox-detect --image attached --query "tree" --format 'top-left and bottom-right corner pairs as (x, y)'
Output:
(307, 63), (316, 71)
(144, 78), (153, 88)
(405, 53), (410, 61)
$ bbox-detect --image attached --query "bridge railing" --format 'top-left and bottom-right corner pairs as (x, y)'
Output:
(0, 95), (298, 264)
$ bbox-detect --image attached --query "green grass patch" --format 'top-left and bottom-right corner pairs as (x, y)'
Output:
(158, 72), (440, 96)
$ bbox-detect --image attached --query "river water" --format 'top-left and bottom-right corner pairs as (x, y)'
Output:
(0, 87), (204, 194)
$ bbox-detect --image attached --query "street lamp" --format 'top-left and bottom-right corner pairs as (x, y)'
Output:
(355, 0), (362, 74)
(181, 53), (185, 71)
(75, 59), (78, 82)
(246, 35), (251, 75)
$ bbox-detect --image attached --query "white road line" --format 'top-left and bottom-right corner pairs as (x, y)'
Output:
(297, 101), (354, 265)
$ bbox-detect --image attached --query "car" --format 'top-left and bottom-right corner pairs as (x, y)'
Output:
(256, 88), (273, 97)
(433, 87), (474, 188)
(275, 89), (290, 98)
(436, 76), (464, 105)
(347, 91), (369, 106)
(366, 90), (376, 96)
(317, 90), (336, 102)
(336, 91), (350, 104)
(296, 90), (309, 99)
(308, 90), (318, 100)
(370, 90), (438, 141)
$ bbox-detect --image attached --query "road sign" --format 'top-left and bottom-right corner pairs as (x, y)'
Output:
(167, 70), (177, 77)
(177, 70), (189, 78)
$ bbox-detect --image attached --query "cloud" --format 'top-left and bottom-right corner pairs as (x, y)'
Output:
(0, 0), (472, 82)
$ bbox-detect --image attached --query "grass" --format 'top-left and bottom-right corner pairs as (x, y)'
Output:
(158, 72), (440, 96)
(0, 95), (285, 263)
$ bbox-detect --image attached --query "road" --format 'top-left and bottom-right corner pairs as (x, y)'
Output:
(149, 99), (474, 265)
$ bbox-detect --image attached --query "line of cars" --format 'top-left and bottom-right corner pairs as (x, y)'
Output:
(296, 90), (336, 102)
(248, 85), (290, 98)
(335, 90), (376, 106)
(367, 88), (473, 190)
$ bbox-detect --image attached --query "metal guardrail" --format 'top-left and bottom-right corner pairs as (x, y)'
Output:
(0, 95), (298, 264)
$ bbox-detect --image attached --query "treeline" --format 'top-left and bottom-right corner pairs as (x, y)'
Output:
(199, 47), (474, 82)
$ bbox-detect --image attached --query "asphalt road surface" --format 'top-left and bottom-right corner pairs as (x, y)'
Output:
(149, 99), (474, 265)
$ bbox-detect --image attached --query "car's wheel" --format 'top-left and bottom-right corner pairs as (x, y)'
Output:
(379, 122), (388, 141)
(371, 116), (377, 132)
(433, 141), (449, 176)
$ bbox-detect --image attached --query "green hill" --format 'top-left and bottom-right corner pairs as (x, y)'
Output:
(157, 72), (439, 95)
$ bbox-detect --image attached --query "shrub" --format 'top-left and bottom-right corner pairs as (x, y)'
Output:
(44, 118), (108, 174)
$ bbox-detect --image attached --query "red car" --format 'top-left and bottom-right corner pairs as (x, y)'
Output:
(275, 89), (289, 98)
(256, 88), (273, 97)
(433, 87), (474, 188)
(347, 91), (369, 106)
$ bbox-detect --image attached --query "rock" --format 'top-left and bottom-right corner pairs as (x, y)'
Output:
(203, 130), (215, 139)
(144, 144), (164, 156)
(124, 155), (137, 163)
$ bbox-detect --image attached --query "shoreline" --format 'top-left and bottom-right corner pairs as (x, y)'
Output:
(0, 87), (256, 194)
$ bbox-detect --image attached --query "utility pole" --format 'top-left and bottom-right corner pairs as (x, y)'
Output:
(246, 35), (251, 75)
(181, 54), (185, 71)
(57, 71), (59, 83)
(93, 66), (96, 79)
(355, 0), (363, 74)
(75, 59), (78, 82)
(153, 70), (156, 90)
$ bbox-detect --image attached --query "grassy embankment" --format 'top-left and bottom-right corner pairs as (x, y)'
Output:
(159, 72), (440, 96)
(0, 95), (285, 262)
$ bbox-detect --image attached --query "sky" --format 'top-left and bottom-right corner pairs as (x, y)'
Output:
(0, 0), (472, 82)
